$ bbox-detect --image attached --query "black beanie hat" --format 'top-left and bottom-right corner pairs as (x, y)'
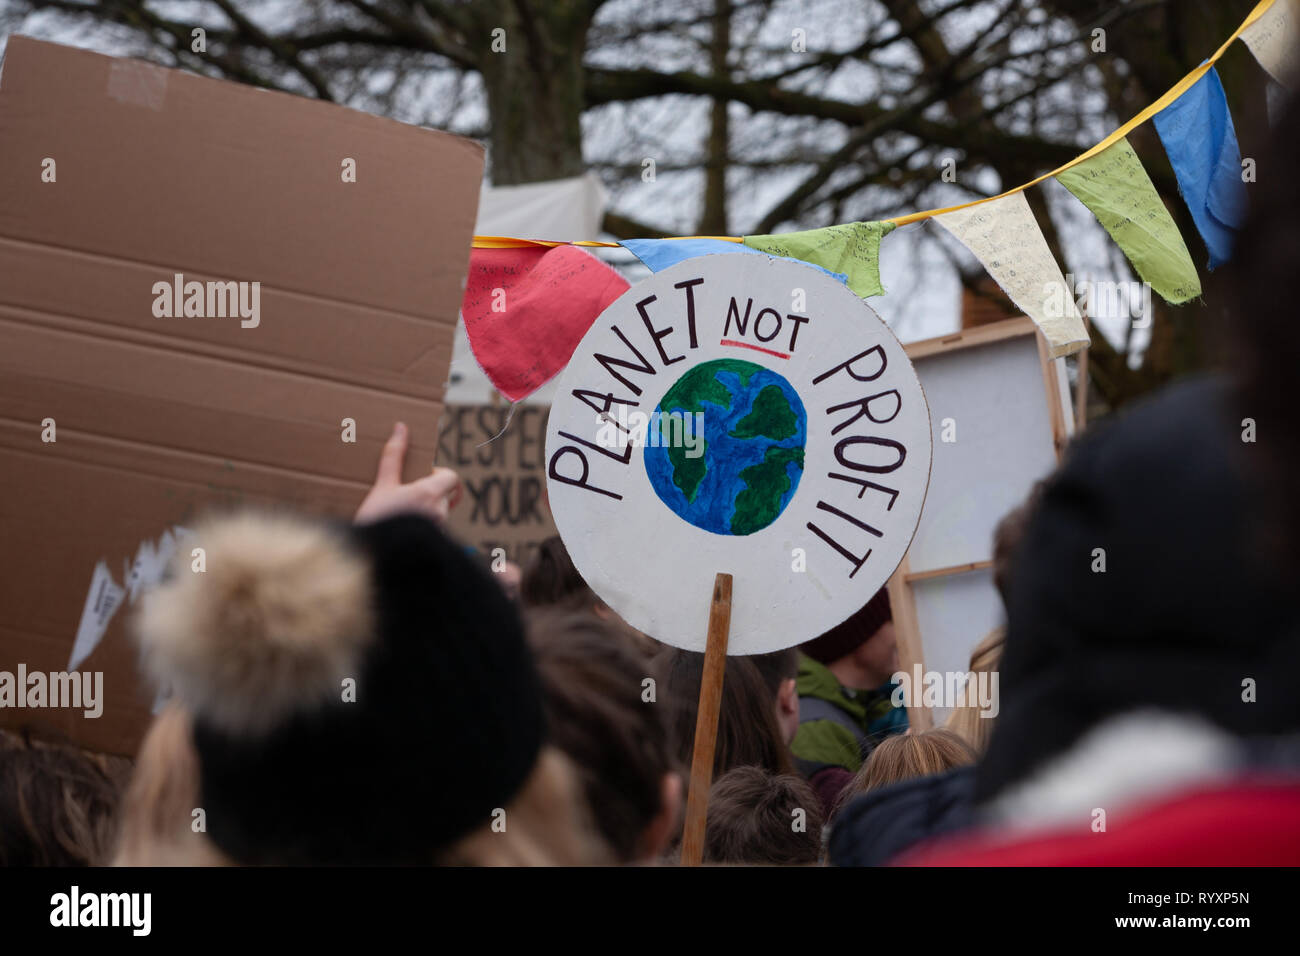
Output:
(976, 377), (1300, 804)
(135, 509), (545, 865)
(800, 587), (892, 665)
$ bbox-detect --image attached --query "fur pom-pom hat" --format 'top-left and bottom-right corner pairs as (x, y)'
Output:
(134, 509), (545, 865)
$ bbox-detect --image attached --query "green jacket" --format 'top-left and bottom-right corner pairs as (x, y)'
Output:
(790, 654), (908, 773)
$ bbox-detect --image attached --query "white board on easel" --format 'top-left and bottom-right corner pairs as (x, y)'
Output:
(889, 316), (1075, 726)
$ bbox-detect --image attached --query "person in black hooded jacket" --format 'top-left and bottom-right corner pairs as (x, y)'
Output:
(832, 85), (1300, 866)
(830, 374), (1300, 866)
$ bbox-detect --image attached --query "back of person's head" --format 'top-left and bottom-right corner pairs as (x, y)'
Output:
(0, 729), (122, 866)
(661, 649), (794, 778)
(748, 648), (799, 697)
(704, 766), (824, 865)
(116, 705), (597, 866)
(526, 607), (680, 862)
(943, 627), (1005, 754)
(120, 508), (605, 865)
(747, 647), (802, 745)
(978, 376), (1300, 805)
(840, 729), (976, 810)
(520, 535), (596, 611)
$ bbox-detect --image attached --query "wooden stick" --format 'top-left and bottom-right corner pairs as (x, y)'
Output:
(679, 572), (733, 867)
(903, 559), (994, 583)
(1075, 315), (1091, 432)
(886, 558), (931, 731)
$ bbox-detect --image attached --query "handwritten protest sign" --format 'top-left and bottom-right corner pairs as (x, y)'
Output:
(437, 403), (555, 565)
(545, 254), (932, 653)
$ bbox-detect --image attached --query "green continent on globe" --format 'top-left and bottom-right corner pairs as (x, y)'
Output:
(731, 446), (805, 536)
(660, 359), (762, 503)
(731, 384), (799, 441)
(660, 359), (761, 414)
(668, 436), (708, 503)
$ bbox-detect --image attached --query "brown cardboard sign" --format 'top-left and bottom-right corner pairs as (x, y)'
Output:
(437, 404), (556, 566)
(0, 37), (484, 754)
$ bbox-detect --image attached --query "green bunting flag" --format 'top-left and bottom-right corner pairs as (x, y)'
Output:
(743, 220), (896, 298)
(1056, 137), (1201, 304)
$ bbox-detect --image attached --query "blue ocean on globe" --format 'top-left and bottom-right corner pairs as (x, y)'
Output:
(644, 358), (807, 536)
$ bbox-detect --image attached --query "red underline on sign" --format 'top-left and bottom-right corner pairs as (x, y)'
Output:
(719, 339), (791, 360)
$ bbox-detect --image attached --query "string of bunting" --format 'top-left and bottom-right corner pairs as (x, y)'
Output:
(462, 0), (1295, 398)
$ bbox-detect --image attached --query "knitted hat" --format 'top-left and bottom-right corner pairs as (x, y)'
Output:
(800, 588), (893, 665)
(976, 378), (1300, 805)
(134, 509), (545, 865)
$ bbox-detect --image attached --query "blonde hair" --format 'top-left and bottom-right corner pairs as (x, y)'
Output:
(943, 627), (1005, 754)
(838, 729), (976, 814)
(113, 706), (608, 866)
(113, 705), (225, 866)
(435, 749), (613, 866)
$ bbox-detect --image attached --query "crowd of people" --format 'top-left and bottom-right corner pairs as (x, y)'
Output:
(5, 96), (1300, 871)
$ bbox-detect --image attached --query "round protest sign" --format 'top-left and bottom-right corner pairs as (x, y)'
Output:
(545, 254), (931, 654)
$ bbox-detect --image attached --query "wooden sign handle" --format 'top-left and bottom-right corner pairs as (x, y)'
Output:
(679, 572), (733, 867)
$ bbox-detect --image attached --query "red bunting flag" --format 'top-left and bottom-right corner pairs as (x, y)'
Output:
(460, 245), (629, 401)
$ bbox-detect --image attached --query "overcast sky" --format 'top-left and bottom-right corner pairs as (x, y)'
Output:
(1, 1), (1151, 371)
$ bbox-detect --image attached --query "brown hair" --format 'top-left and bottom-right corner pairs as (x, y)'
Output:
(526, 608), (677, 862)
(520, 535), (597, 610)
(704, 766), (823, 865)
(838, 729), (976, 813)
(115, 705), (608, 866)
(747, 648), (800, 699)
(661, 649), (794, 778)
(943, 627), (1005, 754)
(0, 728), (124, 866)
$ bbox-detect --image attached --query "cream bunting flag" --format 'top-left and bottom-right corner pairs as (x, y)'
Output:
(1241, 0), (1298, 88)
(934, 192), (1090, 357)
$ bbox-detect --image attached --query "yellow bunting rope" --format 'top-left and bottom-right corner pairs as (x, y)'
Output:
(470, 0), (1278, 249)
(471, 234), (740, 249)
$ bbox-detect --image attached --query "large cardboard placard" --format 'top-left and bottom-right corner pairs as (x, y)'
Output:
(0, 38), (483, 754)
(545, 255), (932, 653)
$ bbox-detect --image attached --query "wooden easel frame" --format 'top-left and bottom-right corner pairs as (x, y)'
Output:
(887, 316), (1081, 730)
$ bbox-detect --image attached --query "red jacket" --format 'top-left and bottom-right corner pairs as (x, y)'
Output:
(898, 780), (1300, 866)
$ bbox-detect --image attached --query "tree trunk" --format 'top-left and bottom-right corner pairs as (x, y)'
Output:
(469, 1), (593, 185)
(699, 0), (732, 234)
